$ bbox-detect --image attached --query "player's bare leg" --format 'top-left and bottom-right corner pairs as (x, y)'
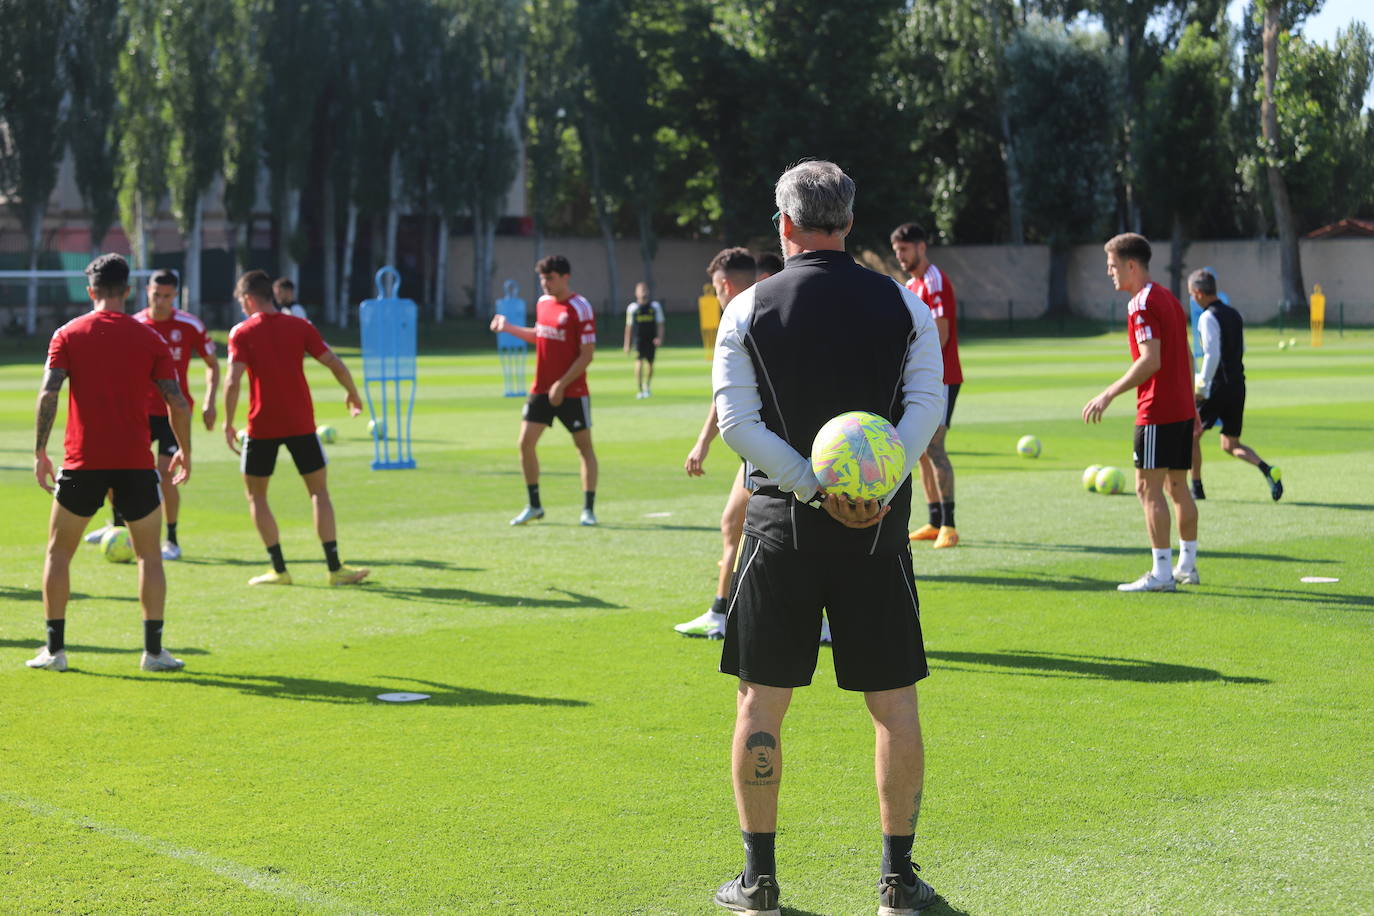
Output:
(643, 357), (654, 396)
(244, 474), (290, 585)
(926, 426), (957, 548)
(28, 503), (89, 670)
(1221, 432), (1283, 501)
(572, 428), (599, 526)
(718, 472), (749, 600)
(511, 421), (548, 525)
(126, 505), (183, 669)
(909, 454), (941, 541)
(1120, 468), (1177, 591)
(1166, 469), (1200, 584)
(157, 451), (182, 558)
(731, 680), (790, 887)
(304, 466), (368, 585)
(868, 685), (934, 903)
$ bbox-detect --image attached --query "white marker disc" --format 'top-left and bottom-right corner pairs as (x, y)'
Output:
(376, 692), (431, 703)
(644, 512), (673, 518)
(1299, 576), (1340, 584)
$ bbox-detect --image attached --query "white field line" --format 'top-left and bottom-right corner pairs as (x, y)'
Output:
(0, 791), (379, 915)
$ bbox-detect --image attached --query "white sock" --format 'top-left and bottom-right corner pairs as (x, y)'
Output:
(1179, 539), (1198, 571)
(1151, 548), (1172, 580)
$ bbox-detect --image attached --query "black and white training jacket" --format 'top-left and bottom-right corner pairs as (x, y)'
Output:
(713, 249), (946, 556)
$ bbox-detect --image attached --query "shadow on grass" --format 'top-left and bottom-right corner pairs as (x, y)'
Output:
(592, 522), (718, 533)
(1287, 500), (1374, 512)
(922, 573), (1120, 591)
(928, 650), (1269, 685)
(0, 637), (210, 656)
(360, 583), (621, 610)
(0, 585), (140, 602)
(971, 540), (1332, 564)
(80, 670), (588, 707)
(1206, 584), (1373, 612)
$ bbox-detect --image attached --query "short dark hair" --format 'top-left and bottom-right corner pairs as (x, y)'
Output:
(272, 277), (295, 294)
(707, 247), (756, 278)
(1187, 269), (1217, 296)
(85, 253), (130, 296)
(150, 269), (179, 290)
(235, 269), (274, 302)
(1104, 233), (1152, 267)
(890, 222), (928, 245)
(755, 253), (784, 276)
(537, 254), (571, 276)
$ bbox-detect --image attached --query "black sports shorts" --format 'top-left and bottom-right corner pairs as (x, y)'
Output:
(241, 433), (327, 477)
(1134, 419), (1193, 471)
(55, 468), (162, 521)
(635, 340), (657, 363)
(1199, 384), (1245, 438)
(523, 393), (592, 433)
(148, 414), (179, 457)
(720, 535), (928, 692)
(942, 383), (960, 428)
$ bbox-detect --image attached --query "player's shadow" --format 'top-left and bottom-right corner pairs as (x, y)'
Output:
(922, 572), (1121, 591)
(0, 585), (140, 602)
(977, 540), (1332, 564)
(1288, 500), (1374, 512)
(177, 556), (276, 567)
(0, 637), (210, 656)
(1205, 584), (1373, 612)
(80, 670), (588, 707)
(594, 522), (718, 533)
(927, 650), (1269, 685)
(387, 559), (486, 573)
(357, 583), (622, 610)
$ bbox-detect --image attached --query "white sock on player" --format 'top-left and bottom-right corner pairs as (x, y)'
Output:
(1178, 539), (1198, 572)
(1151, 548), (1172, 581)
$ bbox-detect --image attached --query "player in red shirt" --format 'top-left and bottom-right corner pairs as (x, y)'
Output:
(488, 254), (600, 526)
(1083, 233), (1200, 592)
(224, 270), (369, 587)
(29, 254), (191, 672)
(891, 222), (961, 549)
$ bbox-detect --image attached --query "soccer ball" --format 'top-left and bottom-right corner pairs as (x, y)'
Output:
(100, 526), (135, 563)
(238, 429), (249, 446)
(1017, 435), (1041, 458)
(1095, 466), (1127, 495)
(1082, 465), (1102, 491)
(810, 411), (906, 502)
(1288, 337), (1297, 348)
(317, 425), (337, 444)
(1278, 340), (1288, 350)
(369, 418), (387, 440)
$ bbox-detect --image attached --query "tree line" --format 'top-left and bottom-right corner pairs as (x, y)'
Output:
(1, 0), (1370, 327)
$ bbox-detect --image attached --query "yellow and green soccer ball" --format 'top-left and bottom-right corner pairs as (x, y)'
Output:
(369, 418), (387, 441)
(1082, 465), (1102, 491)
(100, 526), (135, 563)
(316, 425), (337, 444)
(810, 411), (906, 501)
(1095, 466), (1127, 495)
(1017, 434), (1041, 458)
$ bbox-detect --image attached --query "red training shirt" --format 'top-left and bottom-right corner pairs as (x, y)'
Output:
(1127, 283), (1194, 425)
(228, 311), (330, 439)
(906, 264), (962, 385)
(46, 310), (177, 470)
(532, 293), (596, 397)
(135, 307), (216, 416)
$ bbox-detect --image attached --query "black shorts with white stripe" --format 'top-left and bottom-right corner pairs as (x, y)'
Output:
(1133, 419), (1193, 470)
(719, 534), (928, 692)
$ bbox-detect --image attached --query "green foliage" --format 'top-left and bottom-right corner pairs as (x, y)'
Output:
(65, 0), (127, 250)
(221, 1), (263, 241)
(115, 0), (171, 262)
(0, 0), (69, 238)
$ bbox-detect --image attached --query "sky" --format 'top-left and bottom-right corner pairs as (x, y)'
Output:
(1228, 0), (1374, 107)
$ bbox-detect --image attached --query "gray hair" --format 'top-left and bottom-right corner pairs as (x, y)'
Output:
(1187, 269), (1217, 296)
(775, 160), (854, 234)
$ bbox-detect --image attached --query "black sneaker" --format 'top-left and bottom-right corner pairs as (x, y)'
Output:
(714, 872), (780, 916)
(878, 864), (937, 915)
(1191, 479), (1206, 500)
(1268, 466), (1283, 502)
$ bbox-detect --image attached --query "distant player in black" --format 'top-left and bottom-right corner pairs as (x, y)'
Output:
(623, 282), (664, 398)
(1187, 269), (1283, 501)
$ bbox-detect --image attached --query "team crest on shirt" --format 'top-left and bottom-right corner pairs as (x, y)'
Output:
(557, 312), (569, 327)
(171, 329), (182, 342)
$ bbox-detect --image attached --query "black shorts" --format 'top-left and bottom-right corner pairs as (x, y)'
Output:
(1134, 419), (1193, 471)
(148, 414), (179, 456)
(942, 383), (960, 428)
(55, 468), (162, 521)
(1199, 384), (1245, 438)
(635, 340), (657, 362)
(241, 433), (328, 477)
(523, 394), (592, 433)
(720, 535), (928, 692)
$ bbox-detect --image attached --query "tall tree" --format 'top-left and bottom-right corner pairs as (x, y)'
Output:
(221, 0), (264, 280)
(116, 0), (171, 271)
(525, 0), (578, 265)
(66, 0), (127, 256)
(0, 0), (69, 334)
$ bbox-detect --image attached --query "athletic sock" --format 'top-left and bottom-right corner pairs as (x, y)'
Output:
(143, 619), (163, 656)
(584, 490), (596, 512)
(1151, 548), (1172, 581)
(882, 834), (916, 882)
(527, 484), (541, 510)
(927, 503), (941, 528)
(1257, 461), (1272, 477)
(741, 830), (776, 884)
(1179, 539), (1198, 571)
(166, 522), (178, 546)
(322, 540), (342, 573)
(46, 619), (65, 654)
(710, 595), (727, 616)
(112, 506), (126, 527)
(267, 544), (287, 574)
(941, 502), (956, 528)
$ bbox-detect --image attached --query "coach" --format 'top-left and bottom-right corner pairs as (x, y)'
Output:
(709, 160), (946, 915)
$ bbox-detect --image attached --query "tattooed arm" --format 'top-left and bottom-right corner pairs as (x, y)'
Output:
(33, 368), (66, 492)
(157, 378), (193, 485)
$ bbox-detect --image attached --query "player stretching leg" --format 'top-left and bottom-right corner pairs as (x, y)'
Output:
(1083, 234), (1199, 591)
(224, 271), (369, 587)
(892, 223), (961, 549)
(31, 254), (190, 672)
(489, 255), (600, 527)
(1186, 269), (1283, 506)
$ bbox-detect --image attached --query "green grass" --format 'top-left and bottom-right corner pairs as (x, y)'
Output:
(2, 325), (1372, 915)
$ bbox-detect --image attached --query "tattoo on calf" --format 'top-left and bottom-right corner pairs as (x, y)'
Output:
(908, 790), (923, 833)
(744, 731), (778, 784)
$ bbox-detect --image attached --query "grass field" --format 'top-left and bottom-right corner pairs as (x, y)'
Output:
(1, 321), (1371, 915)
